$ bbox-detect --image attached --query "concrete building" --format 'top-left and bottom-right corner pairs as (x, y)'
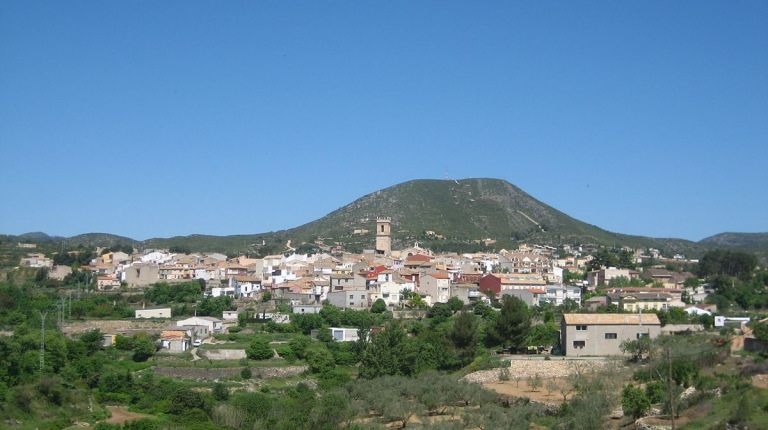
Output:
(327, 289), (369, 309)
(177, 316), (223, 333)
(561, 313), (661, 356)
(587, 267), (639, 289)
(501, 289), (545, 307)
(122, 263), (160, 287)
(330, 327), (359, 342)
(375, 217), (392, 256)
(419, 272), (451, 304)
(135, 307), (171, 319)
(160, 330), (190, 352)
(222, 310), (239, 321)
(543, 285), (582, 306)
(294, 304), (323, 314)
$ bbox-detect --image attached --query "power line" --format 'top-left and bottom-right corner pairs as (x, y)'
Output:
(39, 311), (47, 372)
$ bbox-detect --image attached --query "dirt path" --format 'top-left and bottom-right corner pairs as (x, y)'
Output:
(105, 406), (151, 424)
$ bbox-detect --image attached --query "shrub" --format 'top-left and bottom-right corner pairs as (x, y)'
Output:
(306, 346), (335, 374)
(274, 345), (295, 362)
(288, 336), (311, 359)
(240, 367), (252, 380)
(499, 367), (510, 381)
(246, 338), (274, 360)
(645, 380), (666, 404)
(622, 384), (651, 419)
(212, 383), (229, 401)
(167, 387), (207, 415)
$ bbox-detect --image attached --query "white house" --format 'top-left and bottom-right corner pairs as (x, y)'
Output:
(135, 307), (171, 319)
(222, 310), (239, 321)
(177, 316), (223, 333)
(684, 305), (712, 316)
(544, 285), (582, 306)
(330, 327), (359, 342)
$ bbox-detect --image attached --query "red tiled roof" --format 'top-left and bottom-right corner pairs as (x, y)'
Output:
(406, 254), (432, 262)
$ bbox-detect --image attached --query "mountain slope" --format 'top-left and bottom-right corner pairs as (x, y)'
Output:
(699, 232), (768, 253)
(283, 178), (703, 254)
(3, 178), (762, 257)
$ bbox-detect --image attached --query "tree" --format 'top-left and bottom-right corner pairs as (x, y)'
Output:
(197, 296), (233, 317)
(620, 336), (653, 362)
(447, 296), (464, 312)
(360, 321), (408, 378)
(527, 373), (542, 392)
(246, 338), (273, 360)
(753, 321), (768, 341)
(486, 295), (531, 351)
(370, 298), (387, 314)
(449, 311), (478, 364)
(288, 335), (311, 359)
(167, 387), (206, 415)
(525, 322), (559, 348)
(319, 305), (342, 326)
(698, 249), (757, 279)
(622, 384), (651, 419)
(131, 333), (156, 362)
(79, 329), (103, 354)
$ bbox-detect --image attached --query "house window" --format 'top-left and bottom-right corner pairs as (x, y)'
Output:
(360, 295), (365, 299)
(573, 341), (585, 349)
(637, 333), (649, 339)
(576, 325), (588, 331)
(349, 294), (354, 299)
(605, 333), (617, 339)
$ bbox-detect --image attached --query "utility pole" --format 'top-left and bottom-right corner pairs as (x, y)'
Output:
(666, 345), (676, 430)
(39, 311), (47, 372)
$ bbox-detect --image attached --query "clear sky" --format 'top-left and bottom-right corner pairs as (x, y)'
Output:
(1, 1), (766, 241)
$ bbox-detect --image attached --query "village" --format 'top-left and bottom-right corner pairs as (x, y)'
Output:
(17, 217), (728, 359)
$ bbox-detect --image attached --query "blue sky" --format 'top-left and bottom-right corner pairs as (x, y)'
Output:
(1, 1), (766, 241)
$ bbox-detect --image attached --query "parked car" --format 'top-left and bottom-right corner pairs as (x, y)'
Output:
(193, 339), (202, 347)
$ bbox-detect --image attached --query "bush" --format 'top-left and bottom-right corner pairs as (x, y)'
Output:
(246, 338), (274, 360)
(212, 383), (229, 401)
(499, 367), (510, 381)
(288, 335), (311, 359)
(306, 346), (335, 374)
(371, 299), (387, 313)
(240, 367), (252, 380)
(274, 345), (295, 362)
(645, 380), (666, 404)
(167, 387), (207, 415)
(622, 384), (651, 419)
(228, 326), (242, 334)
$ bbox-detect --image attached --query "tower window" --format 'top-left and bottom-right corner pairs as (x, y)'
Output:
(381, 225), (385, 233)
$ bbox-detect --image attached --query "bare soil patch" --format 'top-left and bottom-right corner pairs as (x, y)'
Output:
(105, 406), (151, 424)
(484, 378), (569, 404)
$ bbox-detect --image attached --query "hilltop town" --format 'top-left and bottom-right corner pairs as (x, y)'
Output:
(5, 214), (766, 430)
(18, 217), (707, 323)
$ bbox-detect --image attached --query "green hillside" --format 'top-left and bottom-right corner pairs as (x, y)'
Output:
(700, 232), (768, 254)
(2, 178), (763, 257)
(284, 178), (706, 255)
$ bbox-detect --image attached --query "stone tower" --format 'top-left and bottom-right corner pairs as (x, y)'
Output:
(375, 217), (391, 256)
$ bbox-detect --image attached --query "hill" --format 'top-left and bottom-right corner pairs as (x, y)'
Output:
(699, 232), (768, 253)
(1, 178), (763, 257)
